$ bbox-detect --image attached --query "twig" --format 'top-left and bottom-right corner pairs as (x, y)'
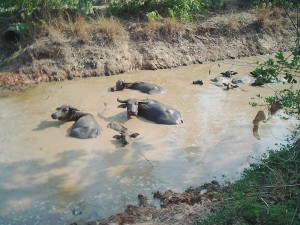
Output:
(262, 184), (300, 188)
(101, 102), (108, 115)
(280, 0), (300, 39)
(137, 150), (154, 168)
(291, 199), (300, 225)
(260, 197), (270, 208)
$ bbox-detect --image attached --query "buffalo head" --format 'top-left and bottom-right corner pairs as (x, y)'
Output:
(117, 98), (148, 119)
(111, 80), (126, 92)
(113, 132), (140, 146)
(51, 105), (80, 121)
(107, 121), (139, 146)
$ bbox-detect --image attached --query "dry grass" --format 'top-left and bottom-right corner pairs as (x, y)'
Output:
(44, 15), (125, 44)
(74, 15), (90, 42)
(255, 7), (271, 26)
(255, 7), (286, 32)
(93, 16), (125, 40)
(225, 15), (241, 33)
(44, 15), (76, 42)
(143, 18), (184, 41)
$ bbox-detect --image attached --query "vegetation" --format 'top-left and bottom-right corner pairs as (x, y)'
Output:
(0, 0), (95, 21)
(238, 0), (299, 8)
(251, 51), (299, 86)
(0, 0), (96, 37)
(197, 140), (300, 225)
(107, 0), (204, 22)
(0, 0), (298, 30)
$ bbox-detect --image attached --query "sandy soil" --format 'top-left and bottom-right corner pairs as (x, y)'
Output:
(0, 6), (298, 225)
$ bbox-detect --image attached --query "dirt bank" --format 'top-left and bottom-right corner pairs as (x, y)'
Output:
(83, 181), (225, 225)
(0, 7), (297, 91)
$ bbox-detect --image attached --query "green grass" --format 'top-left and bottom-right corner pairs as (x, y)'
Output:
(196, 139), (300, 225)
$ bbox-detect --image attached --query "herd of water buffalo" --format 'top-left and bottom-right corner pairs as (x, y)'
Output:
(51, 78), (186, 145)
(51, 71), (282, 144)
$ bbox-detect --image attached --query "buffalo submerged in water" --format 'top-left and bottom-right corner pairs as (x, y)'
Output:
(51, 105), (101, 139)
(107, 121), (139, 146)
(111, 80), (165, 94)
(117, 98), (184, 125)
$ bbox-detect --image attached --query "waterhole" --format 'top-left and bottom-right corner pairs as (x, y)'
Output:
(0, 55), (298, 224)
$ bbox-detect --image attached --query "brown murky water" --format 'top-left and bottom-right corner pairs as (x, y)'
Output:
(0, 55), (298, 224)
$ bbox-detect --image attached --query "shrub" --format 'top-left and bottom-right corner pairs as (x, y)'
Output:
(146, 11), (162, 22)
(202, 0), (226, 11)
(251, 51), (298, 85)
(237, 0), (298, 8)
(107, 0), (204, 22)
(0, 0), (96, 21)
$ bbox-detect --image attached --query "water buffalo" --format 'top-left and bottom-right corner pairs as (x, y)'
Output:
(210, 76), (231, 86)
(117, 98), (184, 125)
(224, 83), (239, 90)
(192, 80), (204, 85)
(51, 105), (101, 139)
(111, 80), (165, 94)
(252, 110), (266, 140)
(231, 75), (253, 85)
(107, 121), (139, 146)
(220, 70), (238, 78)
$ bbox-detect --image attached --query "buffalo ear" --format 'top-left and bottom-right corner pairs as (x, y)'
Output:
(69, 106), (80, 111)
(130, 133), (139, 138)
(113, 135), (122, 140)
(118, 104), (127, 108)
(138, 104), (148, 109)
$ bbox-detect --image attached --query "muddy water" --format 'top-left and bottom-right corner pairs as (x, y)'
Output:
(0, 55), (298, 225)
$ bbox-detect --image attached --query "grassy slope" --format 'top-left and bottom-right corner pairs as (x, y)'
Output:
(197, 138), (300, 224)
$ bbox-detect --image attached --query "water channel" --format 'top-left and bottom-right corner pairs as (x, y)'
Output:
(0, 55), (298, 225)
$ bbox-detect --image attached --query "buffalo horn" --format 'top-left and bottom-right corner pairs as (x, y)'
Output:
(138, 99), (149, 104)
(117, 98), (128, 103)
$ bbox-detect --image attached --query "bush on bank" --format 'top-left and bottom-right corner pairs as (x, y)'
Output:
(197, 139), (300, 225)
(1, 0), (298, 25)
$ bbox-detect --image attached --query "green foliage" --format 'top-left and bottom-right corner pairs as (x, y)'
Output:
(146, 10), (162, 22)
(107, 0), (204, 22)
(165, 0), (204, 22)
(236, 0), (298, 9)
(13, 22), (31, 32)
(0, 0), (96, 21)
(251, 51), (299, 85)
(266, 89), (300, 119)
(202, 0), (226, 11)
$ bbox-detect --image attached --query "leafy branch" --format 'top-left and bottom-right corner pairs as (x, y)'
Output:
(251, 51), (299, 85)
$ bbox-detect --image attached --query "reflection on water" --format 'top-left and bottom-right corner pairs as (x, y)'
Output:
(0, 55), (298, 224)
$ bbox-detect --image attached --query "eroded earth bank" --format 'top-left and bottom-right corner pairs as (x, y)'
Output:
(0, 8), (297, 91)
